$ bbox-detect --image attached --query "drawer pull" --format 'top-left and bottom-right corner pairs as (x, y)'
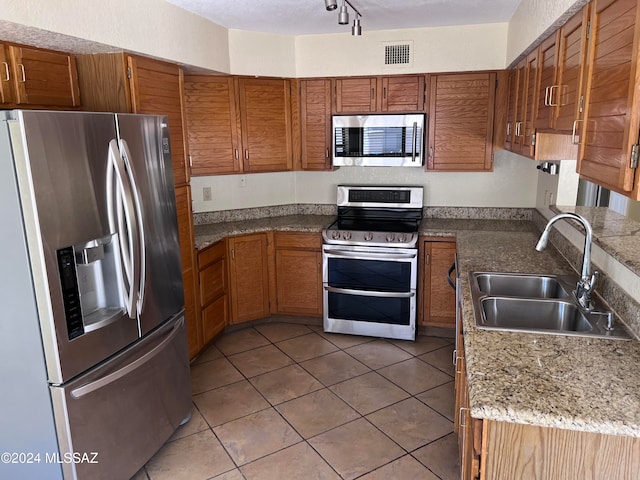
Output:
(1, 62), (9, 81)
(18, 64), (26, 82)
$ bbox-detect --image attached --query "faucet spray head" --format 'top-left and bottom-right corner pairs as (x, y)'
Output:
(535, 230), (550, 251)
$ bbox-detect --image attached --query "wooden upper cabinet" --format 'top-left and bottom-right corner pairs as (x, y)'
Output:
(299, 78), (332, 171)
(1, 44), (80, 107)
(334, 77), (377, 113)
(578, 0), (640, 197)
(535, 33), (560, 131)
(379, 75), (426, 111)
(183, 76), (242, 176)
(0, 44), (16, 104)
(127, 56), (189, 187)
(504, 68), (520, 151)
(555, 5), (591, 132)
(521, 50), (540, 156)
(237, 77), (293, 172)
(427, 72), (496, 171)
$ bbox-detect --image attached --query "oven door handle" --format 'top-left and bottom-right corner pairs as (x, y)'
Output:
(323, 249), (417, 261)
(324, 286), (415, 298)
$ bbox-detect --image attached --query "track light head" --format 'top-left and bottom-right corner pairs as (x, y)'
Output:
(352, 16), (362, 36)
(325, 0), (337, 11)
(338, 4), (349, 25)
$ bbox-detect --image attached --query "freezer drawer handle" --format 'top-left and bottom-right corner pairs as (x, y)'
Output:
(70, 317), (183, 399)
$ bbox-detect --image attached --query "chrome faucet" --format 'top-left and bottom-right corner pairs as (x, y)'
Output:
(535, 213), (598, 311)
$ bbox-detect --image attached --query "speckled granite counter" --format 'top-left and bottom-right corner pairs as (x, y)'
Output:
(455, 229), (640, 438)
(193, 211), (640, 438)
(194, 214), (334, 250)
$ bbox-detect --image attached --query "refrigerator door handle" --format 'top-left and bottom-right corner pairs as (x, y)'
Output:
(119, 139), (146, 317)
(70, 317), (183, 399)
(106, 139), (140, 319)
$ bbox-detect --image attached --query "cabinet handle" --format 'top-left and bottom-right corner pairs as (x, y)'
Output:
(506, 122), (511, 136)
(244, 149), (249, 161)
(548, 85), (560, 107)
(235, 149), (239, 160)
(428, 147), (433, 159)
(459, 407), (469, 429)
(571, 119), (583, 145)
(425, 254), (430, 265)
(452, 349), (457, 366)
(455, 356), (463, 374)
(326, 148), (329, 159)
(383, 87), (387, 99)
(18, 64), (26, 82)
(371, 88), (375, 100)
(231, 248), (235, 260)
(1, 62), (9, 81)
(544, 86), (550, 106)
(515, 121), (522, 137)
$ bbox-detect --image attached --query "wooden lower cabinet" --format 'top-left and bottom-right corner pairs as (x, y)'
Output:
(228, 233), (271, 323)
(420, 238), (456, 327)
(197, 240), (228, 345)
(456, 333), (640, 479)
(274, 232), (322, 316)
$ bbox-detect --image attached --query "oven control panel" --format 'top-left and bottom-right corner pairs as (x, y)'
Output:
(323, 229), (418, 248)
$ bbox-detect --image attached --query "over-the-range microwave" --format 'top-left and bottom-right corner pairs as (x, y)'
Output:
(332, 113), (425, 167)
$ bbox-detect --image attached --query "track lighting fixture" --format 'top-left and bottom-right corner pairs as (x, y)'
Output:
(325, 0), (363, 35)
(324, 0), (337, 11)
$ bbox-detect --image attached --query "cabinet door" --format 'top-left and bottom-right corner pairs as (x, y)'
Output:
(421, 240), (456, 327)
(184, 76), (243, 175)
(555, 6), (591, 132)
(300, 78), (332, 171)
(275, 250), (322, 316)
(427, 73), (496, 171)
(9, 45), (80, 107)
(0, 44), (15, 104)
(228, 233), (270, 323)
(380, 75), (425, 112)
(504, 68), (519, 151)
(127, 56), (189, 187)
(237, 78), (293, 172)
(513, 59), (528, 152)
(175, 186), (201, 359)
(521, 50), (540, 156)
(535, 33), (560, 130)
(334, 77), (377, 113)
(578, 0), (640, 195)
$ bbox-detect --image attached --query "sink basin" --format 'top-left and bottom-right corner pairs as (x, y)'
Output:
(480, 297), (592, 333)
(473, 272), (571, 298)
(469, 271), (631, 340)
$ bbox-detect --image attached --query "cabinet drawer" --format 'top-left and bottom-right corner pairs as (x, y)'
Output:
(201, 295), (227, 344)
(199, 258), (226, 306)
(275, 232), (321, 250)
(198, 240), (226, 269)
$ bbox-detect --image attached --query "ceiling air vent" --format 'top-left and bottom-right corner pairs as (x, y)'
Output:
(383, 42), (413, 67)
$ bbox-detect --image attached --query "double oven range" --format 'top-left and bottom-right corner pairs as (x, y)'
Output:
(322, 185), (424, 341)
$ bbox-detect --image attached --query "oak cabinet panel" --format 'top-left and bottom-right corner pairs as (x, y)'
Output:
(0, 43), (80, 107)
(299, 78), (332, 171)
(578, 0), (640, 197)
(504, 68), (520, 151)
(420, 239), (456, 327)
(334, 77), (377, 113)
(379, 75), (426, 112)
(238, 77), (293, 173)
(426, 73), (496, 171)
(198, 240), (228, 345)
(534, 32), (560, 131)
(184, 76), (242, 175)
(274, 232), (322, 316)
(228, 233), (271, 323)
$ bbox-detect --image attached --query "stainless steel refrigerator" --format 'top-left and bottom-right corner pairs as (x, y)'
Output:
(0, 110), (192, 479)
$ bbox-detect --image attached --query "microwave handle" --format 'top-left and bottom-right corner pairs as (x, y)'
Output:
(411, 121), (418, 163)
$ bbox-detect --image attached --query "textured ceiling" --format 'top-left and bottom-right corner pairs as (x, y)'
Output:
(164, 0), (521, 35)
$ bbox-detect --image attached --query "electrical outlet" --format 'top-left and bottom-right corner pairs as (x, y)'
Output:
(239, 175), (246, 188)
(203, 187), (212, 201)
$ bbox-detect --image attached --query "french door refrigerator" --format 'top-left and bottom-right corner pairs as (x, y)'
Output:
(0, 110), (191, 479)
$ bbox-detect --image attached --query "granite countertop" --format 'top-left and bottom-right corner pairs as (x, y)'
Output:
(456, 229), (640, 438)
(193, 212), (640, 437)
(193, 214), (335, 250)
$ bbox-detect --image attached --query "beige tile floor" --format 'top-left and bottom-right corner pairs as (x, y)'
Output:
(133, 319), (461, 480)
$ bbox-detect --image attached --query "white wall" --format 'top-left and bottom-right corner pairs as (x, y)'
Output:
(294, 23), (509, 77)
(0, 0), (230, 72)
(506, 0), (585, 64)
(228, 30), (296, 77)
(190, 150), (539, 212)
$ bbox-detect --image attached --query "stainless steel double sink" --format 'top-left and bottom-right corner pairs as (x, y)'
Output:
(469, 272), (630, 339)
